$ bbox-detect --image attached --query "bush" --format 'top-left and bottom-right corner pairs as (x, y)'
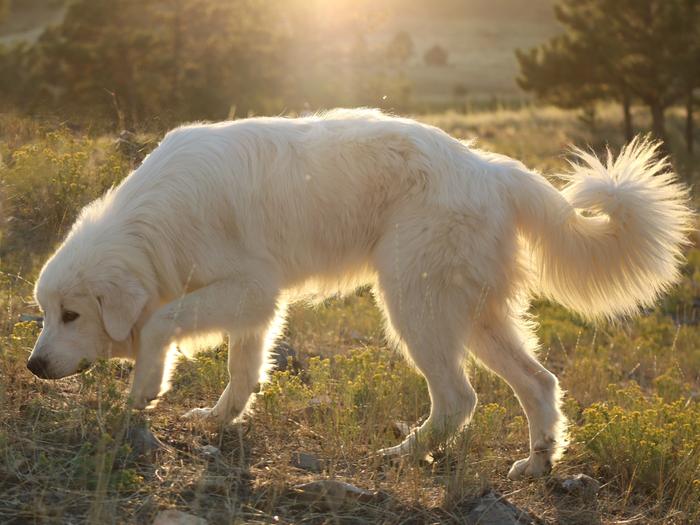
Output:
(0, 127), (129, 262)
(574, 384), (700, 516)
(258, 347), (429, 449)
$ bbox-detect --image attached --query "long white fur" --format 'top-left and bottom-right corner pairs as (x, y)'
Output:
(29, 108), (693, 479)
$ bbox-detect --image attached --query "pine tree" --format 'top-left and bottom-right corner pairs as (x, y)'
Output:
(2, 0), (286, 128)
(386, 31), (415, 66)
(424, 44), (448, 67)
(517, 0), (700, 147)
(669, 0), (700, 153)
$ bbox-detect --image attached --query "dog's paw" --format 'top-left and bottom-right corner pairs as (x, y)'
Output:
(182, 407), (230, 430)
(129, 381), (162, 410)
(507, 456), (552, 480)
(129, 393), (159, 411)
(182, 407), (215, 420)
(377, 444), (406, 457)
(377, 432), (419, 458)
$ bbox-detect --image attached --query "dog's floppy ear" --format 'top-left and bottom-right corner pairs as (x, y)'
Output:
(95, 273), (148, 341)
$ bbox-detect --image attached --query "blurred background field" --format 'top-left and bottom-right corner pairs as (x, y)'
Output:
(0, 0), (558, 115)
(1, 0), (699, 523)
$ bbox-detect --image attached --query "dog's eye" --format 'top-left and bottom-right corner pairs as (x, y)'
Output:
(62, 310), (80, 323)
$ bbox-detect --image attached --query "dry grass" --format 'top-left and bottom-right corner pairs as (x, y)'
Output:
(1, 106), (699, 523)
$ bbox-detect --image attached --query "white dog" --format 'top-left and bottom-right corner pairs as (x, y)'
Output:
(28, 109), (692, 479)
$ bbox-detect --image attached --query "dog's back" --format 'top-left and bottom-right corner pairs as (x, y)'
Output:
(94, 110), (510, 299)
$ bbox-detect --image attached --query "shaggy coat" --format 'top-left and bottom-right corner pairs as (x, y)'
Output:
(29, 109), (692, 479)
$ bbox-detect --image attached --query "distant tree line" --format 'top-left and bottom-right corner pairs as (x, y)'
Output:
(517, 0), (700, 151)
(0, 0), (287, 127)
(0, 0), (425, 129)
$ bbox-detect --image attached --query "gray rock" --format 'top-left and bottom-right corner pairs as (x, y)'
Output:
(462, 490), (537, 525)
(560, 473), (601, 499)
(291, 451), (324, 472)
(152, 509), (207, 525)
(127, 424), (167, 456)
(199, 445), (221, 460)
(292, 480), (385, 508)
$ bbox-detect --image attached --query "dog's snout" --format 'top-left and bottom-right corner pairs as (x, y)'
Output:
(27, 356), (50, 379)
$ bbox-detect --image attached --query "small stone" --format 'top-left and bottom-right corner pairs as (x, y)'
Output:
(560, 473), (601, 499)
(291, 451), (324, 472)
(199, 445), (221, 459)
(152, 509), (208, 525)
(461, 490), (537, 525)
(292, 480), (385, 508)
(127, 425), (166, 456)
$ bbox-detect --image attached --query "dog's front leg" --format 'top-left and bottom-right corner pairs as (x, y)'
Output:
(129, 324), (171, 409)
(183, 331), (269, 424)
(128, 276), (281, 411)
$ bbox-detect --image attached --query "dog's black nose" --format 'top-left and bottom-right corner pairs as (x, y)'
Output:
(27, 356), (50, 378)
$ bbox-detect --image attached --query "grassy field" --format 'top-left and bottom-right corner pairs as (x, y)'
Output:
(1, 106), (699, 524)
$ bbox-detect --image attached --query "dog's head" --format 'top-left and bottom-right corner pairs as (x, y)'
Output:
(28, 253), (148, 379)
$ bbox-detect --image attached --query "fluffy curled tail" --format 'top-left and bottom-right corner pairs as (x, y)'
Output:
(514, 137), (694, 319)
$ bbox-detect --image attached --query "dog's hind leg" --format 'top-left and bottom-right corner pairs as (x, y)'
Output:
(130, 275), (280, 409)
(470, 316), (566, 479)
(184, 304), (288, 424)
(373, 272), (477, 457)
